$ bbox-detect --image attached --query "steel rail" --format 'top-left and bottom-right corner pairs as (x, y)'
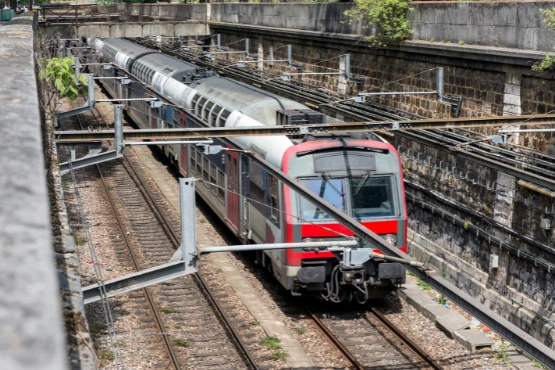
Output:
(367, 308), (444, 370)
(88, 98), (260, 370)
(304, 307), (365, 370)
(122, 152), (260, 370)
(69, 102), (182, 370)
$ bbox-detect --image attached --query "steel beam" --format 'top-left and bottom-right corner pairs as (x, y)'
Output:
(200, 240), (358, 253)
(248, 152), (555, 369)
(59, 150), (120, 175)
(54, 114), (555, 143)
(82, 260), (192, 304)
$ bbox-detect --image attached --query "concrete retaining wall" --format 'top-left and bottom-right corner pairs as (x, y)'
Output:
(0, 12), (68, 370)
(41, 21), (209, 39)
(409, 1), (554, 52)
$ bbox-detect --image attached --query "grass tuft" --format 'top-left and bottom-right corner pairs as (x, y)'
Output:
(173, 338), (189, 347)
(260, 336), (282, 350)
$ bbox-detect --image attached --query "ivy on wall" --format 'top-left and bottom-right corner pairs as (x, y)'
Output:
(344, 0), (413, 47)
(532, 7), (555, 72)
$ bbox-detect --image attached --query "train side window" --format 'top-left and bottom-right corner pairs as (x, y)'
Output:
(218, 109), (231, 127)
(209, 162), (217, 195)
(249, 162), (265, 204)
(269, 176), (279, 221)
(217, 169), (225, 203)
(203, 101), (214, 121)
(196, 97), (207, 116)
(196, 148), (202, 175)
(202, 155), (209, 181)
(190, 148), (196, 174)
(210, 106), (223, 126)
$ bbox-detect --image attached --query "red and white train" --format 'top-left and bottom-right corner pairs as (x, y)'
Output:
(91, 38), (408, 303)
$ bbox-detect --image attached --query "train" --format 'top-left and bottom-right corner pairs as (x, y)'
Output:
(89, 38), (408, 303)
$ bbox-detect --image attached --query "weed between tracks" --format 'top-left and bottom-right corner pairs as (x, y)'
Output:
(260, 336), (282, 350)
(173, 338), (189, 347)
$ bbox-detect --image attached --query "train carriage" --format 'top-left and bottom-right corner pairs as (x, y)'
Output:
(92, 38), (408, 303)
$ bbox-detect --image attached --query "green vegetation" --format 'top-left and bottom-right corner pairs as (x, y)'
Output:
(416, 278), (432, 291)
(429, 37), (434, 42)
(463, 221), (472, 230)
(533, 359), (547, 369)
(533, 8), (555, 71)
(495, 341), (511, 363)
(260, 336), (282, 350)
(344, 0), (413, 47)
(173, 338), (189, 347)
(438, 295), (447, 305)
(240, 321), (259, 328)
(89, 322), (106, 334)
(72, 232), (86, 246)
(458, 40), (465, 45)
(295, 327), (306, 335)
(272, 351), (289, 360)
(98, 349), (115, 366)
(160, 307), (176, 314)
(39, 57), (88, 100)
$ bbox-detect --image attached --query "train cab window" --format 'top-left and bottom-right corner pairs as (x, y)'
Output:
(350, 176), (395, 218)
(299, 178), (347, 220)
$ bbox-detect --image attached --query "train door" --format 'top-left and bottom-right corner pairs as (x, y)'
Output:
(226, 149), (240, 232)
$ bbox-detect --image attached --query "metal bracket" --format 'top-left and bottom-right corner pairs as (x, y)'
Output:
(56, 74), (96, 124)
(59, 104), (125, 175)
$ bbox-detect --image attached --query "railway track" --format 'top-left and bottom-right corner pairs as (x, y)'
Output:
(65, 97), (257, 370)
(307, 305), (444, 370)
(130, 37), (555, 188)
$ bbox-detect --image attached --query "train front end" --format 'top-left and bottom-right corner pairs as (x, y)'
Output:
(282, 138), (407, 303)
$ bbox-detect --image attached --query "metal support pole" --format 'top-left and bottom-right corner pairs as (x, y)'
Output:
(257, 42), (263, 71)
(114, 104), (123, 154)
(437, 67), (444, 101)
(73, 56), (80, 80)
(245, 38), (250, 57)
(180, 178), (198, 272)
(87, 73), (95, 106)
(269, 45), (274, 67)
(287, 45), (292, 66)
(344, 54), (351, 81)
(216, 34), (221, 49)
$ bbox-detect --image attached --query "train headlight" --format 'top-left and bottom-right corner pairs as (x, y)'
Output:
(381, 234), (397, 247)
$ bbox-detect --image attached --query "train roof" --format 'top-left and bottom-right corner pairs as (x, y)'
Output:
(193, 77), (306, 125)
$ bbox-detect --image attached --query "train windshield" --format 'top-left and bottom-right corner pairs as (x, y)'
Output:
(350, 176), (395, 218)
(299, 176), (395, 221)
(299, 178), (347, 220)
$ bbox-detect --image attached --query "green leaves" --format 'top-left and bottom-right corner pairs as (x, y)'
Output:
(39, 57), (87, 100)
(532, 8), (555, 72)
(344, 0), (413, 47)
